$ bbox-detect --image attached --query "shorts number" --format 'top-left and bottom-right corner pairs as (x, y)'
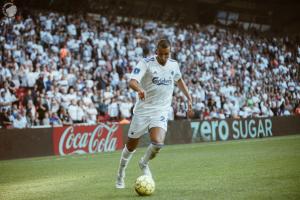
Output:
(160, 116), (167, 122)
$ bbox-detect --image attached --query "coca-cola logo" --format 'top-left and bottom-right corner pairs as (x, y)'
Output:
(54, 123), (122, 156)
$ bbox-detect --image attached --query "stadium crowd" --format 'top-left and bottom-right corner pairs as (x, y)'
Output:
(0, 12), (300, 128)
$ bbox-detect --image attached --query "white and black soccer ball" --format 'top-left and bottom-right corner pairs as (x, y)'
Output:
(134, 175), (155, 196)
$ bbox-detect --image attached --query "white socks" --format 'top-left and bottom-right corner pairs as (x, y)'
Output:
(140, 143), (163, 165)
(117, 145), (135, 178)
(117, 143), (163, 179)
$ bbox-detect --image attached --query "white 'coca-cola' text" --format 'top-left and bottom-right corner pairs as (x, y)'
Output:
(58, 123), (119, 155)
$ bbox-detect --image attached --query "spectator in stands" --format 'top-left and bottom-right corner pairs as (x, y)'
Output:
(295, 103), (300, 115)
(175, 104), (187, 120)
(36, 98), (48, 122)
(218, 109), (226, 119)
(58, 107), (73, 125)
(210, 107), (219, 119)
(168, 105), (175, 121)
(68, 99), (85, 123)
(50, 98), (60, 114)
(119, 97), (133, 119)
(0, 83), (18, 109)
(23, 89), (34, 107)
(85, 103), (98, 124)
(203, 108), (210, 120)
(42, 112), (51, 125)
(50, 112), (62, 126)
(103, 86), (114, 105)
(0, 109), (12, 128)
(12, 112), (27, 129)
(0, 90), (11, 112)
(82, 89), (93, 106)
(26, 100), (36, 119)
(60, 44), (70, 64)
(108, 97), (119, 121)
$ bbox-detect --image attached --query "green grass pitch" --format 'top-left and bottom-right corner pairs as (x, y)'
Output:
(0, 135), (300, 200)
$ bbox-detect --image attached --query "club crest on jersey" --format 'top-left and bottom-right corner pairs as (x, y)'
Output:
(152, 77), (172, 85)
(133, 68), (140, 74)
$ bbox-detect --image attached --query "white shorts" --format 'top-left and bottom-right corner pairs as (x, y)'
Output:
(128, 114), (168, 139)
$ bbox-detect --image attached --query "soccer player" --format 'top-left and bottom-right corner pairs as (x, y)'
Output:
(115, 39), (193, 188)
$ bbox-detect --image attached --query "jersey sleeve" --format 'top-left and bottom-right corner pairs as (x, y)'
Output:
(130, 60), (147, 82)
(174, 63), (182, 82)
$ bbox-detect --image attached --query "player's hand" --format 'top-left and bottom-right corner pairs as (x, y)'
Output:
(138, 89), (145, 100)
(187, 100), (194, 118)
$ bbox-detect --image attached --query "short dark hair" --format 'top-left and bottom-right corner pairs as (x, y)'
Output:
(157, 39), (171, 49)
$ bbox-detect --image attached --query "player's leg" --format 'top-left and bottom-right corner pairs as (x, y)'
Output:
(116, 115), (148, 188)
(116, 137), (139, 188)
(139, 127), (166, 177)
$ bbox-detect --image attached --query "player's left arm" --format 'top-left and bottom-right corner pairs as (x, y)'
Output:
(176, 78), (194, 118)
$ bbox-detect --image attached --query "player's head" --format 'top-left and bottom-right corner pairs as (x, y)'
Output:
(156, 39), (171, 66)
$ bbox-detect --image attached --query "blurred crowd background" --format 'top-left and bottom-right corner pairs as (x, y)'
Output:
(1, 0), (300, 128)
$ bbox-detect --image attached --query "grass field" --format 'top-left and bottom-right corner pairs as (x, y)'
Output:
(0, 135), (300, 200)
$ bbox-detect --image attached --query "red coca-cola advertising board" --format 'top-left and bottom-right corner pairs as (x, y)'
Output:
(52, 123), (123, 156)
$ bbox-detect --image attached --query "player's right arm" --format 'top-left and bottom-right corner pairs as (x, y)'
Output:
(129, 79), (145, 100)
(129, 60), (147, 100)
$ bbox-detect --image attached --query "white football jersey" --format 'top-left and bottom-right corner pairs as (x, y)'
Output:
(130, 56), (182, 116)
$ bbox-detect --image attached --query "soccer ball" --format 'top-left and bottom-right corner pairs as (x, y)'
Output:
(134, 175), (155, 196)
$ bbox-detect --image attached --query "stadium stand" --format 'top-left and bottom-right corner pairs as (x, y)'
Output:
(0, 11), (299, 128)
